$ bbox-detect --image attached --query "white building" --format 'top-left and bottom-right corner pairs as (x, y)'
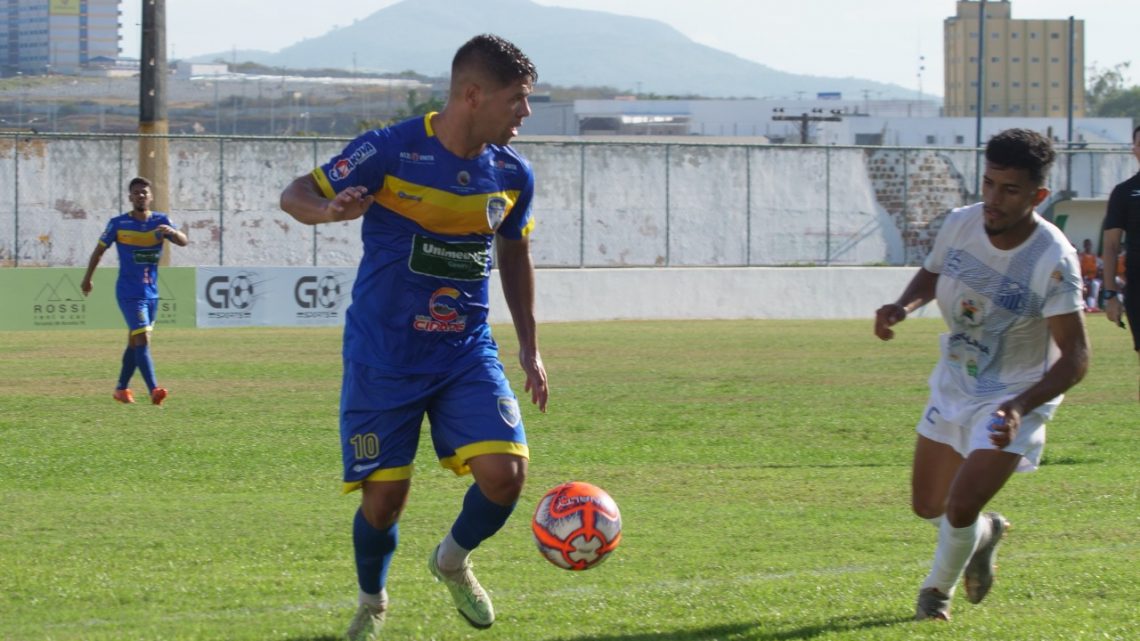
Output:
(523, 98), (1132, 148)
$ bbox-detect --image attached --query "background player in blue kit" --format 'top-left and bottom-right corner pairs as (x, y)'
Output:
(81, 176), (188, 406)
(280, 34), (547, 640)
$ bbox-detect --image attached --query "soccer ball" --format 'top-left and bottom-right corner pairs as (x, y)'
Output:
(532, 481), (622, 571)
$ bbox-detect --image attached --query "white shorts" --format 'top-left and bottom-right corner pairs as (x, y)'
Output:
(916, 398), (1046, 472)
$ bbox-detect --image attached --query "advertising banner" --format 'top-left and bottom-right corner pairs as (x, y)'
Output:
(0, 267), (197, 331)
(196, 266), (355, 328)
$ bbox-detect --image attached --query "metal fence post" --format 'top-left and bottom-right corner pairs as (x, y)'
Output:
(902, 148), (910, 265)
(117, 137), (125, 214)
(825, 146), (831, 266)
(745, 146), (752, 266)
(578, 143), (586, 268)
(664, 144), (671, 266)
(313, 138), (320, 266)
(218, 138), (225, 265)
(12, 134), (19, 266)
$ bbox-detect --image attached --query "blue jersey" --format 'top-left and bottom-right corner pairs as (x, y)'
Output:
(98, 212), (175, 300)
(312, 113), (536, 374)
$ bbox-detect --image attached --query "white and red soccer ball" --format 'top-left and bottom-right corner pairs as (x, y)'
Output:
(532, 481), (622, 571)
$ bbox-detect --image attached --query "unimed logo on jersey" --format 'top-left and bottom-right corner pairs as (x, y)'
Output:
(293, 273), (348, 320)
(205, 272), (262, 320)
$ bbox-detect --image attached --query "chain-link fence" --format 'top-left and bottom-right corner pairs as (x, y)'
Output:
(2, 132), (1135, 269)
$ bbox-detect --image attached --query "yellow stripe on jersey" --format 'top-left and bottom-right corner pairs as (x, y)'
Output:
(116, 229), (162, 247)
(376, 174), (520, 236)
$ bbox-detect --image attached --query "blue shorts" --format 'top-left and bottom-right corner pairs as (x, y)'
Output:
(339, 356), (529, 493)
(118, 298), (158, 336)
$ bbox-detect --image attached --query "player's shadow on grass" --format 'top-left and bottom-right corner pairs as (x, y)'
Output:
(555, 614), (910, 641)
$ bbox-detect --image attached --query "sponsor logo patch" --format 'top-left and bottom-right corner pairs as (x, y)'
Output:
(407, 235), (490, 281)
(328, 142), (377, 181)
(413, 287), (467, 332)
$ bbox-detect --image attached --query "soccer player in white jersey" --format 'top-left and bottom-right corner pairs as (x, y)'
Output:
(874, 128), (1089, 621)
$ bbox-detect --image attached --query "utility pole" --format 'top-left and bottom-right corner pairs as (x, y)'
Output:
(139, 0), (170, 262)
(772, 108), (843, 144)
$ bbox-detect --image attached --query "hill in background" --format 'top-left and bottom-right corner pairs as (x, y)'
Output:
(188, 0), (914, 100)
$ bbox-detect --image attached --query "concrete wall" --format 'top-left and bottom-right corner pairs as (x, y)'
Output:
(2, 135), (1136, 269)
(485, 266), (936, 323)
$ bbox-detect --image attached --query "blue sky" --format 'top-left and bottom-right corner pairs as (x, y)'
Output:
(119, 0), (1135, 97)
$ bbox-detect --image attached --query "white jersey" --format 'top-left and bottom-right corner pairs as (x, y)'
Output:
(923, 203), (1082, 422)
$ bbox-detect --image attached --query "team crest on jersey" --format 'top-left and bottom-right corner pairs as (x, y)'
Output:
(329, 142), (377, 181)
(956, 296), (985, 327)
(486, 197), (508, 230)
(457, 170), (471, 186)
(498, 396), (521, 428)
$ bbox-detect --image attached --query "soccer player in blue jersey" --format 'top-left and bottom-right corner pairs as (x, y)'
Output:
(280, 34), (547, 640)
(874, 129), (1089, 621)
(82, 176), (188, 406)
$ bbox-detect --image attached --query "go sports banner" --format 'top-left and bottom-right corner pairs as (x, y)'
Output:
(195, 266), (356, 328)
(0, 267), (196, 331)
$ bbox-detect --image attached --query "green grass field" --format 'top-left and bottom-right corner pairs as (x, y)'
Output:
(1, 319), (1136, 641)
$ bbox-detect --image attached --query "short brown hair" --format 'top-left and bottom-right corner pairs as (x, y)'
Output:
(452, 34), (537, 88)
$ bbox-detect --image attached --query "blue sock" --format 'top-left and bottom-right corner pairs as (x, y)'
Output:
(133, 344), (157, 392)
(353, 508), (397, 595)
(117, 346), (136, 390)
(450, 484), (516, 551)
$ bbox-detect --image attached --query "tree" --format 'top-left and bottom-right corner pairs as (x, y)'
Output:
(1086, 62), (1140, 124)
(358, 90), (445, 132)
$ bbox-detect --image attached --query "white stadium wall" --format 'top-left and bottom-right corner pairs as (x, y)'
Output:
(2, 135), (1134, 325)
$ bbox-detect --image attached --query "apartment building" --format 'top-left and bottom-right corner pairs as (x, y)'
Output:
(1, 0), (121, 76)
(944, 0), (1084, 117)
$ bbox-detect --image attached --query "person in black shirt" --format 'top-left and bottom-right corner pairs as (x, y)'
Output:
(1100, 124), (1140, 401)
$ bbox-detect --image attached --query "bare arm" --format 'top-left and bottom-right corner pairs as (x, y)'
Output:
(988, 311), (1090, 448)
(497, 235), (548, 412)
(1101, 227), (1124, 325)
(155, 224), (188, 247)
(873, 267), (939, 341)
(279, 174), (373, 225)
(80, 244), (107, 296)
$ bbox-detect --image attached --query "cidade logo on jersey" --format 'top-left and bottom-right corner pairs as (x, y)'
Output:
(329, 142), (377, 180)
(486, 196), (507, 230)
(414, 287), (467, 332)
